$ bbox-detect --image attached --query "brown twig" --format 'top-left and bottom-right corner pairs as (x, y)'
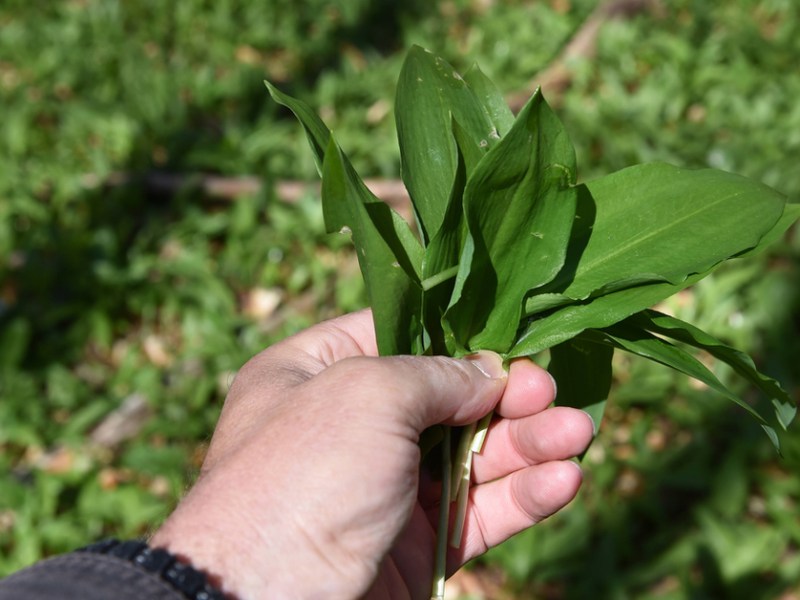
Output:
(84, 172), (414, 220)
(89, 393), (153, 452)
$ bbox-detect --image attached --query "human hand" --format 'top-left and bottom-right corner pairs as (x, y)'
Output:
(150, 310), (594, 599)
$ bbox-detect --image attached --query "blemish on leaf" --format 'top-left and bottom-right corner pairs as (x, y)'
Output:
(339, 226), (352, 235)
(548, 163), (575, 186)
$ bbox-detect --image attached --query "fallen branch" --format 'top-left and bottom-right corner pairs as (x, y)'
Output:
(83, 172), (414, 220)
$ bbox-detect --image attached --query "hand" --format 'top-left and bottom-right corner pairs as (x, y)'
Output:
(150, 310), (594, 599)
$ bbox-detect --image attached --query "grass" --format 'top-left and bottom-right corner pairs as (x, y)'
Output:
(1, 0), (798, 596)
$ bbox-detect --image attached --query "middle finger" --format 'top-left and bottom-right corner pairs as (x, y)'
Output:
(471, 407), (594, 484)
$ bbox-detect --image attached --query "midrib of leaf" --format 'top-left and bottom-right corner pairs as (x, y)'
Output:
(566, 187), (755, 294)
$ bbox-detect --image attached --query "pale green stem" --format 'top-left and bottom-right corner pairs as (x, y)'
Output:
(421, 265), (460, 291)
(431, 426), (452, 600)
(449, 422), (476, 501)
(471, 411), (493, 453)
(449, 448), (472, 548)
(432, 415), (496, 597)
(449, 411), (493, 548)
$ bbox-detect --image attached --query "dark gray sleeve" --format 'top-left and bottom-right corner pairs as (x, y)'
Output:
(0, 552), (185, 600)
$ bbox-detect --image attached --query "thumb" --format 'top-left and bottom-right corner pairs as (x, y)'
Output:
(307, 351), (507, 433)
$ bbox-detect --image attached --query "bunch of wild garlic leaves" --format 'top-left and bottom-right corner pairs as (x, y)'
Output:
(267, 46), (798, 598)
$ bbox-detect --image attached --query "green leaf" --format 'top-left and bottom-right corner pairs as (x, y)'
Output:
(510, 273), (707, 357)
(420, 118), (489, 284)
(266, 80), (424, 295)
(696, 507), (788, 582)
(548, 335), (613, 437)
(267, 80), (427, 353)
(582, 324), (783, 451)
(512, 185), (794, 358)
(321, 136), (424, 355)
(395, 46), (498, 242)
(443, 90), (578, 354)
(265, 81), (329, 176)
(543, 163), (787, 300)
(520, 183), (596, 318)
(629, 310), (796, 429)
(450, 117), (488, 177)
(421, 136), (469, 354)
(462, 64), (515, 137)
(737, 200), (800, 259)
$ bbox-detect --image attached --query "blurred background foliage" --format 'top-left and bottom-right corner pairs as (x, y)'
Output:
(1, 0), (798, 597)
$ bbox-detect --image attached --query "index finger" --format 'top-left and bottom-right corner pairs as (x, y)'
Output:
(493, 358), (558, 419)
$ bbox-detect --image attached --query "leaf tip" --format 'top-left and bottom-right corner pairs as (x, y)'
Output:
(264, 79), (278, 97)
(773, 398), (797, 431)
(761, 424), (782, 455)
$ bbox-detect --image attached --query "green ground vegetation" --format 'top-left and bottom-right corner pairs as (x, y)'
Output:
(1, 1), (799, 597)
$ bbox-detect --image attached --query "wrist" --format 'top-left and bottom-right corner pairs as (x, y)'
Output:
(78, 538), (228, 599)
(150, 507), (267, 599)
(149, 476), (351, 600)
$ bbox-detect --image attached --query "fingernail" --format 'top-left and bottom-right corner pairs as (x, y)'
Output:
(465, 351), (506, 380)
(547, 371), (558, 399)
(581, 410), (599, 436)
(568, 460), (583, 476)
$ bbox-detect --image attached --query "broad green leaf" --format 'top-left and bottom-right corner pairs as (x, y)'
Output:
(463, 64), (515, 137)
(395, 46), (498, 242)
(421, 162), (467, 292)
(737, 200), (800, 259)
(629, 310), (796, 429)
(443, 90), (578, 354)
(521, 183), (597, 318)
(420, 117), (495, 354)
(541, 163), (786, 300)
(548, 335), (613, 437)
(321, 136), (423, 355)
(582, 325), (782, 451)
(450, 117), (488, 177)
(265, 81), (328, 176)
(421, 137), (469, 354)
(421, 119), (486, 290)
(513, 194), (796, 356)
(266, 81), (424, 286)
(510, 272), (707, 357)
